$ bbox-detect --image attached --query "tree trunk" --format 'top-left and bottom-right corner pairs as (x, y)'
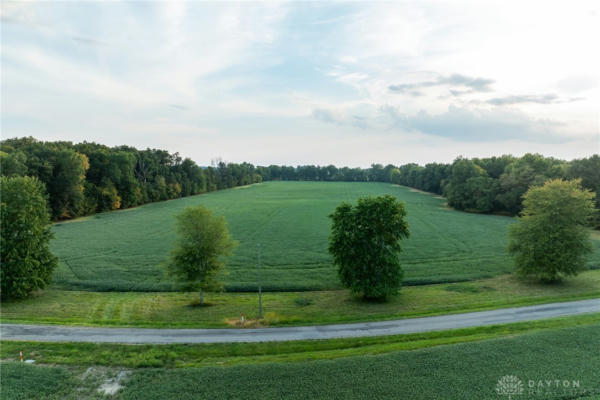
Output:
(198, 259), (206, 305)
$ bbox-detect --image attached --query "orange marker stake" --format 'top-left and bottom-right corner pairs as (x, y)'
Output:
(20, 350), (23, 362)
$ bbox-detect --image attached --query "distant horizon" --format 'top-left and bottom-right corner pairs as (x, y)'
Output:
(2, 1), (598, 167)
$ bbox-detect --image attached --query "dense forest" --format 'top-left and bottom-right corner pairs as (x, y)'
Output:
(1, 137), (598, 226)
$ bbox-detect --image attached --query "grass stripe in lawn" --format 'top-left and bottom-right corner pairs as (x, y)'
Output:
(2, 271), (599, 328)
(50, 181), (600, 292)
(116, 323), (600, 399)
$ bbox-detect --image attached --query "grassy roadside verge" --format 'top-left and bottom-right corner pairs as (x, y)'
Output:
(2, 313), (598, 368)
(2, 271), (599, 328)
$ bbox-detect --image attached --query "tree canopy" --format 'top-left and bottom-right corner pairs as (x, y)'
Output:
(166, 206), (237, 303)
(0, 137), (263, 220)
(1, 176), (58, 300)
(328, 195), (410, 300)
(508, 179), (596, 282)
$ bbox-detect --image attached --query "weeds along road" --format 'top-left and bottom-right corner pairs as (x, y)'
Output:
(2, 299), (599, 344)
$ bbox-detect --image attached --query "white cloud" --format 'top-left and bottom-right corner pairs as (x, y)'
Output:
(384, 105), (571, 142)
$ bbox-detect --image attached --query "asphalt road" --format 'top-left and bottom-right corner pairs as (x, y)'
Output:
(2, 299), (599, 344)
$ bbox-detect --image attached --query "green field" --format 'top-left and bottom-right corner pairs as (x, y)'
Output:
(3, 321), (599, 399)
(52, 181), (600, 292)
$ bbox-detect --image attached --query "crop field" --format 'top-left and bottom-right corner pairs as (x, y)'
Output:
(51, 181), (600, 292)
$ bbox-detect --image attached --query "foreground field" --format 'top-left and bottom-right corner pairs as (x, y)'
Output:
(3, 319), (599, 399)
(3, 271), (599, 328)
(51, 181), (600, 292)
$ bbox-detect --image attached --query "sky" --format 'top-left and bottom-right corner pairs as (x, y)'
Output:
(1, 1), (599, 167)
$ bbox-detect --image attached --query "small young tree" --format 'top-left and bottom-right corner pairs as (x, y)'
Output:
(329, 195), (410, 300)
(508, 179), (596, 282)
(1, 176), (58, 300)
(166, 205), (237, 304)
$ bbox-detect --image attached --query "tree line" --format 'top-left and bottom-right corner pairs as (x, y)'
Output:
(1, 137), (598, 226)
(1, 137), (262, 220)
(387, 154), (599, 226)
(253, 157), (598, 226)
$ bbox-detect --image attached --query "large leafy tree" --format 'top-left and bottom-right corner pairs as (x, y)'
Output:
(329, 195), (410, 300)
(1, 176), (58, 300)
(444, 158), (496, 212)
(420, 162), (451, 194)
(166, 206), (237, 304)
(49, 149), (89, 219)
(508, 179), (596, 282)
(498, 153), (564, 214)
(0, 151), (28, 177)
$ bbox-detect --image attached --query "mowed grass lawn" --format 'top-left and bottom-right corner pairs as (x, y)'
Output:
(3, 271), (599, 328)
(50, 181), (600, 292)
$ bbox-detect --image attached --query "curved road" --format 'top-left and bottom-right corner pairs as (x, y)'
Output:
(2, 299), (599, 344)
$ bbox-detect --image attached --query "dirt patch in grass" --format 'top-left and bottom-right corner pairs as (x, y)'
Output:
(97, 370), (130, 396)
(232, 184), (258, 189)
(224, 317), (265, 328)
(407, 187), (433, 195)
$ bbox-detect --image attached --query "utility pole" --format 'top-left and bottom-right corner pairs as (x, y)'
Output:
(258, 243), (263, 319)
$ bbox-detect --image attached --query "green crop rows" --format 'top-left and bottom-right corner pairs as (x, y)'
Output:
(51, 181), (600, 292)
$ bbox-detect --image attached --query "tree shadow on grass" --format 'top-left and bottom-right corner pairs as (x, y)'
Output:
(186, 300), (216, 308)
(345, 293), (398, 305)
